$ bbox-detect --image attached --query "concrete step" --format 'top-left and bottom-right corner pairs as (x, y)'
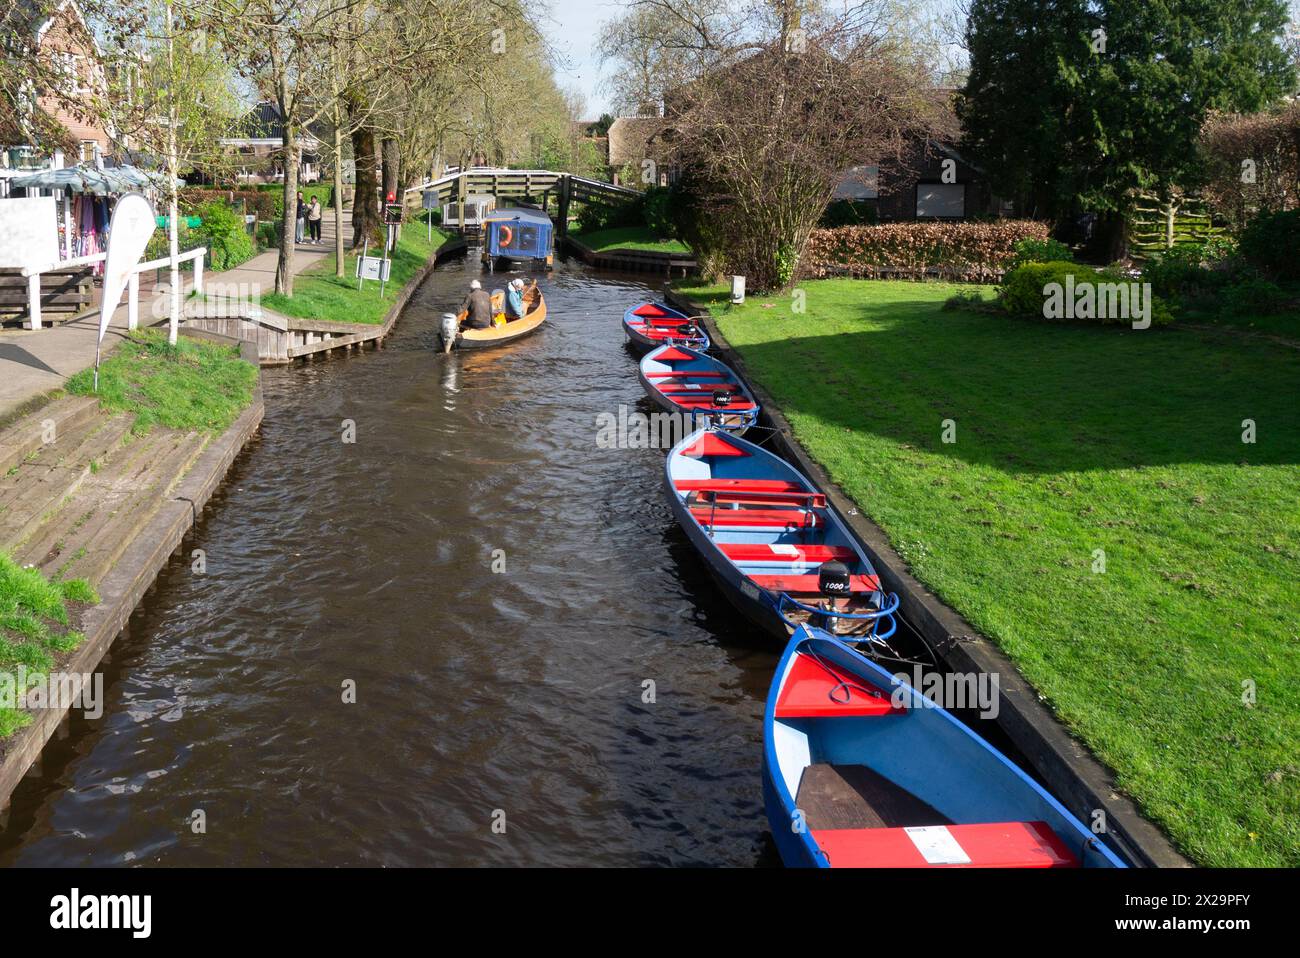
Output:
(40, 430), (208, 586)
(0, 413), (144, 554)
(0, 396), (101, 477)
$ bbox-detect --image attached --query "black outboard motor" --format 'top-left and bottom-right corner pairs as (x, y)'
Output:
(678, 323), (700, 341)
(712, 387), (735, 407)
(818, 560), (852, 597)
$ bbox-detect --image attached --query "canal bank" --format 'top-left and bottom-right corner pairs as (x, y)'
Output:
(663, 285), (1190, 868)
(0, 334), (264, 817)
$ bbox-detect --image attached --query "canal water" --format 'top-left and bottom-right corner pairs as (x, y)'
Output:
(0, 254), (794, 867)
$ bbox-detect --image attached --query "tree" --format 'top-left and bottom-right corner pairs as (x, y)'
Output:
(67, 1), (241, 343)
(959, 0), (1297, 259)
(607, 0), (944, 290)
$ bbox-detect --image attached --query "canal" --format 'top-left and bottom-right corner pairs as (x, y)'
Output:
(0, 254), (794, 867)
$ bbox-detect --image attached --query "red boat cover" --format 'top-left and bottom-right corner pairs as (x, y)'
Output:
(652, 347), (698, 361)
(681, 433), (749, 458)
(775, 651), (898, 718)
(633, 304), (681, 318)
(812, 822), (1080, 868)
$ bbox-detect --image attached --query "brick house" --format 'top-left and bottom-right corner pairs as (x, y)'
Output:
(0, 0), (114, 171)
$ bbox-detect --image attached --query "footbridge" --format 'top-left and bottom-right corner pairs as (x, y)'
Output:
(404, 168), (642, 236)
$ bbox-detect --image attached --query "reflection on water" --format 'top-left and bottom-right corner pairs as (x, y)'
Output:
(0, 255), (781, 867)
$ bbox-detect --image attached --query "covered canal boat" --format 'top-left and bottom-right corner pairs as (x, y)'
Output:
(481, 207), (554, 270)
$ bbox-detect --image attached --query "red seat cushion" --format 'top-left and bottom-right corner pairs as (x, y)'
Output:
(750, 572), (878, 594)
(812, 822), (1080, 869)
(719, 543), (856, 563)
(675, 479), (803, 493)
(669, 398), (757, 410)
(775, 652), (898, 718)
(690, 508), (821, 529)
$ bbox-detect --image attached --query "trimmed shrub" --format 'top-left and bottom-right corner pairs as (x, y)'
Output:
(1009, 237), (1073, 269)
(194, 201), (256, 271)
(1221, 276), (1289, 315)
(1239, 209), (1300, 281)
(1001, 261), (1174, 326)
(803, 220), (1050, 282)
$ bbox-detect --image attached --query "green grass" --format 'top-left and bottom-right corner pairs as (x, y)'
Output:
(571, 226), (690, 255)
(65, 330), (257, 435)
(678, 277), (1300, 867)
(261, 215), (450, 326)
(0, 552), (98, 738)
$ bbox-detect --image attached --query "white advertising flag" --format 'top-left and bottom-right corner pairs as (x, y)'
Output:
(98, 192), (155, 345)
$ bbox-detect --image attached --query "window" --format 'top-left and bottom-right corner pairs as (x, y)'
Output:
(915, 183), (965, 218)
(834, 166), (879, 200)
(79, 140), (97, 164)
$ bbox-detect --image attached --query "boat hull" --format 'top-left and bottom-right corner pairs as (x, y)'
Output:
(622, 302), (710, 353)
(762, 627), (1128, 869)
(638, 344), (759, 435)
(446, 289), (547, 350)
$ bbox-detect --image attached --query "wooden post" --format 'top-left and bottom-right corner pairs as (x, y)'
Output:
(557, 176), (570, 239)
(27, 273), (41, 330)
(127, 272), (139, 330)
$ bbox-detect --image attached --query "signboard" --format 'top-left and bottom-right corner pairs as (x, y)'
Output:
(355, 255), (391, 282)
(0, 196), (59, 269)
(421, 190), (438, 210)
(384, 203), (403, 225)
(96, 192), (156, 388)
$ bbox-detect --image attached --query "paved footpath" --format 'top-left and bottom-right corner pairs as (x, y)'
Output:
(0, 210), (353, 419)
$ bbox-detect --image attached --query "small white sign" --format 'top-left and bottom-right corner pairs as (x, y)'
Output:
(355, 256), (390, 282)
(904, 826), (971, 865)
(422, 190), (438, 210)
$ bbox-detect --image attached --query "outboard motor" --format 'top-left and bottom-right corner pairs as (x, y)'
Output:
(818, 560), (852, 597)
(819, 559), (852, 634)
(711, 387), (735, 407)
(677, 323), (700, 342)
(440, 313), (459, 354)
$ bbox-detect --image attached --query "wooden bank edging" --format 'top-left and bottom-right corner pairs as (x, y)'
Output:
(0, 338), (265, 814)
(564, 235), (696, 277)
(663, 286), (1190, 869)
(184, 236), (468, 365)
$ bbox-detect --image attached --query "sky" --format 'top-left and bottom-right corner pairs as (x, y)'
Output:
(543, 0), (624, 118)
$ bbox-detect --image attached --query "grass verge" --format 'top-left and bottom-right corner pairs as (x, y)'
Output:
(261, 215), (451, 326)
(66, 330), (257, 435)
(571, 226), (690, 255)
(0, 552), (98, 738)
(677, 277), (1300, 867)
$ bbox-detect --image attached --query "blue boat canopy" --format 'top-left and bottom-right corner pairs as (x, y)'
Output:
(485, 207), (554, 260)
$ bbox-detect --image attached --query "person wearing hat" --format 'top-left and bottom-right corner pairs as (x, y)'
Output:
(459, 279), (493, 330)
(504, 277), (528, 322)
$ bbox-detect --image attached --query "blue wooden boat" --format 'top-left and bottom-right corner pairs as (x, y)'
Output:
(638, 344), (759, 435)
(622, 301), (710, 353)
(764, 626), (1127, 868)
(664, 427), (899, 642)
(481, 207), (554, 270)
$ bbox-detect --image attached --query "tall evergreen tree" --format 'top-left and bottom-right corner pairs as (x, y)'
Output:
(958, 0), (1296, 258)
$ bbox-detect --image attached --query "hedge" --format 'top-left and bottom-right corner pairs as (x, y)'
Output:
(180, 188), (275, 221)
(803, 220), (1050, 282)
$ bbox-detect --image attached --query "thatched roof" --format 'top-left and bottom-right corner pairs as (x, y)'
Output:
(606, 117), (668, 166)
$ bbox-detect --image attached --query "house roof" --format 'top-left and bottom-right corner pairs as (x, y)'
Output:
(606, 117), (667, 166)
(225, 101), (323, 146)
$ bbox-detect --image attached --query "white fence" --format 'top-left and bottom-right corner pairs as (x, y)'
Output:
(19, 248), (207, 330)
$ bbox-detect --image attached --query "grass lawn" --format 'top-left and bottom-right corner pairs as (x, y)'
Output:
(262, 215), (451, 326)
(0, 553), (97, 738)
(678, 277), (1300, 867)
(572, 226), (690, 255)
(66, 330), (258, 435)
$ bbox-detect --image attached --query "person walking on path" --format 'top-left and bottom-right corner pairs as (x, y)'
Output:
(294, 191), (306, 244)
(307, 195), (323, 244)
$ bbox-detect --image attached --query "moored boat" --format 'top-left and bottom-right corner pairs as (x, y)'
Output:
(480, 207), (554, 270)
(664, 427), (899, 643)
(638, 344), (759, 434)
(763, 626), (1127, 868)
(441, 285), (547, 352)
(622, 301), (710, 352)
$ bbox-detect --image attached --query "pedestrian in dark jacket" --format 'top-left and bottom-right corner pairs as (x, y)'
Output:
(459, 280), (492, 329)
(294, 192), (306, 244)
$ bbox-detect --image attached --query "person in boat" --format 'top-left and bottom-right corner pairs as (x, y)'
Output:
(504, 278), (527, 322)
(459, 279), (493, 330)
